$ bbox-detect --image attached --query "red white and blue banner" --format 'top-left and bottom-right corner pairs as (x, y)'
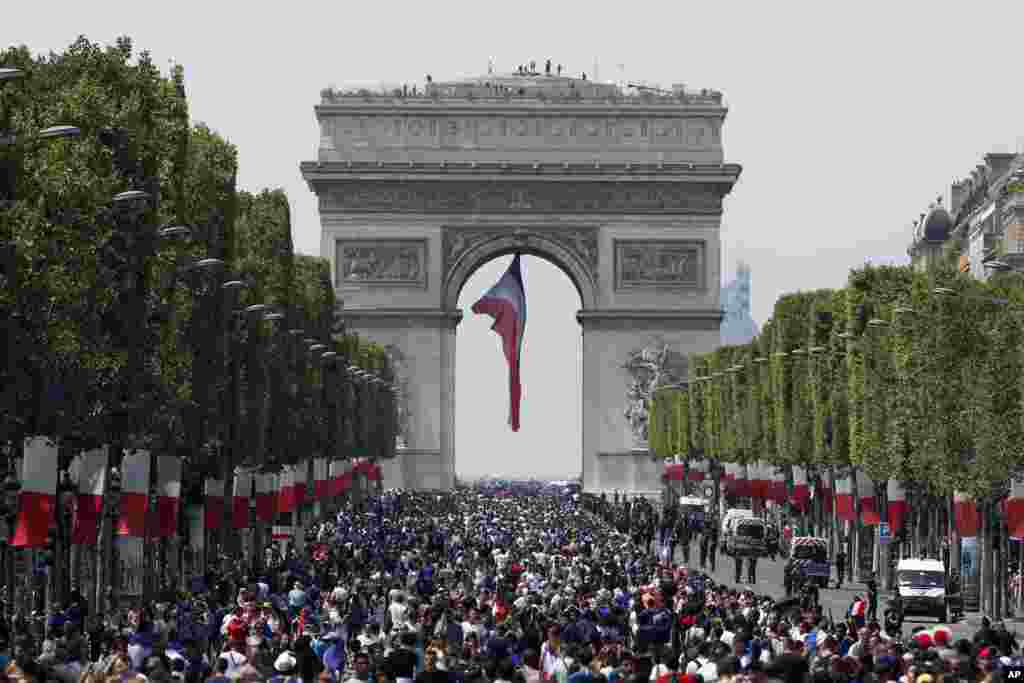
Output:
(856, 469), (880, 526)
(72, 447), (108, 545)
(204, 478), (224, 531)
(1008, 478), (1024, 540)
(118, 450), (151, 537)
(12, 437), (58, 547)
(954, 491), (979, 537)
(835, 474), (855, 522)
(156, 455), (182, 537)
(471, 254), (526, 431)
(313, 458), (328, 499)
(791, 466), (810, 510)
(887, 480), (907, 532)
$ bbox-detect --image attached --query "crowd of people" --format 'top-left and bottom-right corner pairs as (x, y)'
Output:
(0, 489), (1020, 683)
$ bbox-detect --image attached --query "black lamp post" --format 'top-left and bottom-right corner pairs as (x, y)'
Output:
(46, 466), (75, 611)
(99, 466), (122, 613)
(1, 457), (20, 623)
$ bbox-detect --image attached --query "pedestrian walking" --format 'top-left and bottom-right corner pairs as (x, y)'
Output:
(866, 573), (878, 621)
(676, 515), (690, 565)
(707, 526), (718, 572)
(835, 548), (847, 589)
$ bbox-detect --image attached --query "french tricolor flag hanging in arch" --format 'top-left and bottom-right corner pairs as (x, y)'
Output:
(471, 253), (527, 431)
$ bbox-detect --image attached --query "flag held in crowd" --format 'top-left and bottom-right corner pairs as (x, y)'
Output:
(471, 253), (526, 432)
(12, 437), (59, 547)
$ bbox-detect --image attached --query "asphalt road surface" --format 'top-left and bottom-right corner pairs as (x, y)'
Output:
(664, 541), (992, 641)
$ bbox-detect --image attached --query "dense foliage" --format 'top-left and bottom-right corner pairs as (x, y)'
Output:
(0, 37), (397, 490)
(653, 261), (1024, 503)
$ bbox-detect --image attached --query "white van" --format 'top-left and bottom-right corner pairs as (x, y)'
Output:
(895, 558), (947, 622)
(721, 509), (766, 556)
(720, 508), (755, 537)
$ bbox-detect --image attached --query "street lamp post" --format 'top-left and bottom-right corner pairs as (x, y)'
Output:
(94, 465), (121, 614)
(1, 453), (20, 624)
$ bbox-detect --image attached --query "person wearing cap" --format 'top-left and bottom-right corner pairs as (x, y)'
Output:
(270, 650), (301, 683)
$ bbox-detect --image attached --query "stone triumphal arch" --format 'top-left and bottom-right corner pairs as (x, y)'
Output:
(300, 72), (742, 496)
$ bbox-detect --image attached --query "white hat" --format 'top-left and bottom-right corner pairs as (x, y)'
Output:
(274, 652), (297, 673)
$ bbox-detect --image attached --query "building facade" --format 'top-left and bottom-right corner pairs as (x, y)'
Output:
(301, 70), (742, 494)
(909, 151), (1024, 277)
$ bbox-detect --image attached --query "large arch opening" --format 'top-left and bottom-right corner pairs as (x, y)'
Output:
(455, 254), (583, 482)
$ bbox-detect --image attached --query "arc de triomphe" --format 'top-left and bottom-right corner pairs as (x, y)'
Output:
(300, 72), (742, 497)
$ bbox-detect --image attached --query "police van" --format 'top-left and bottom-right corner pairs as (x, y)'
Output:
(895, 557), (947, 622)
(721, 509), (767, 556)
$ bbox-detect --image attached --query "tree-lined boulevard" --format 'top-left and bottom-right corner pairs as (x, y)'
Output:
(1, 37), (398, 614)
(650, 261), (1024, 622)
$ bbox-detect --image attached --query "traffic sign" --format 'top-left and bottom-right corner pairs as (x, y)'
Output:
(878, 522), (891, 543)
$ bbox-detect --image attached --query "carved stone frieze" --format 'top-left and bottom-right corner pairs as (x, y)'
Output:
(319, 181), (725, 215)
(383, 345), (412, 449)
(615, 239), (704, 289)
(443, 227), (598, 282)
(622, 343), (689, 447)
(336, 239), (427, 287)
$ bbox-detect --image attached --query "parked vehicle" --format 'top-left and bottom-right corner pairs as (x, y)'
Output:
(720, 508), (755, 538)
(895, 557), (947, 622)
(678, 496), (709, 531)
(722, 511), (767, 556)
(788, 536), (830, 587)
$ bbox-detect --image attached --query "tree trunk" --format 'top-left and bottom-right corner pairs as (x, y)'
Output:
(981, 500), (993, 616)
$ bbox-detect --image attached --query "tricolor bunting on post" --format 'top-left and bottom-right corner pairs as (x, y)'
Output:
(72, 448), (107, 545)
(117, 450), (150, 537)
(12, 437), (58, 547)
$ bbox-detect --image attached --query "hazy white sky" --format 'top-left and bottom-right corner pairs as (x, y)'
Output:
(9, 0), (1024, 478)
